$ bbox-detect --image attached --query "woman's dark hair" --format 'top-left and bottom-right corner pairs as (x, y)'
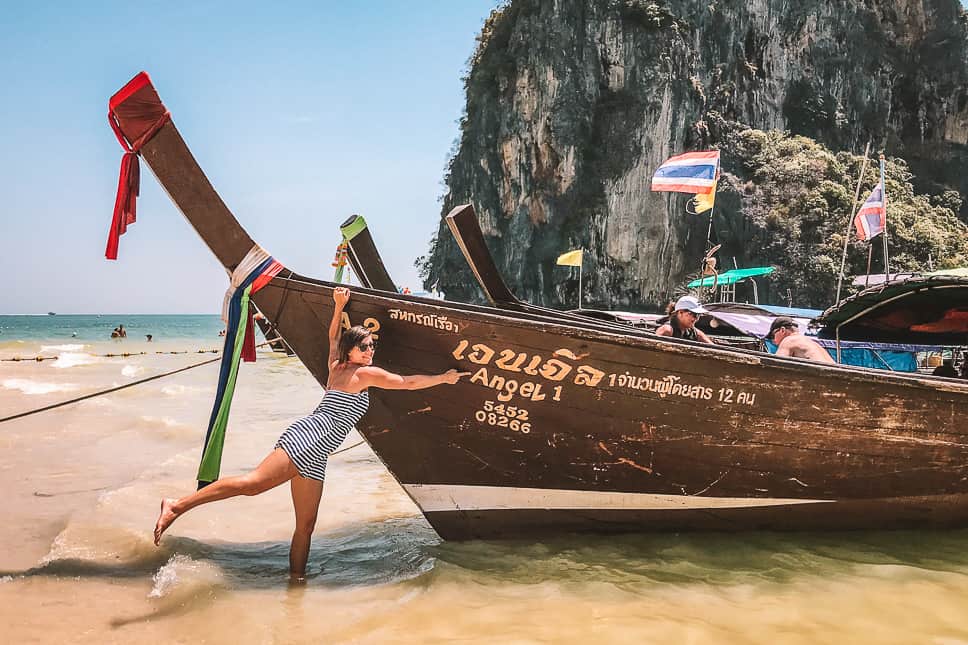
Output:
(337, 326), (371, 363)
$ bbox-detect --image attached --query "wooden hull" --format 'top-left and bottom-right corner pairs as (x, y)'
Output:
(251, 279), (968, 538)
(110, 73), (968, 539)
(422, 495), (968, 540)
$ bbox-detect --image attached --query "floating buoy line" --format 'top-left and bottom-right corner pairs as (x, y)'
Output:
(1, 341), (367, 458)
(2, 349), (221, 362)
(0, 353), (224, 423)
(1, 341), (368, 460)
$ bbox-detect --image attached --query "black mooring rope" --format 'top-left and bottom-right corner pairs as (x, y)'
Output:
(0, 340), (285, 424)
(1, 340), (367, 458)
(0, 354), (224, 424)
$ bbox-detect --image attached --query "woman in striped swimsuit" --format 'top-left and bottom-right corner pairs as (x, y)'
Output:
(153, 287), (469, 580)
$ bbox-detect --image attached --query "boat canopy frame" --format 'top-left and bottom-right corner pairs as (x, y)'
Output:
(816, 275), (968, 360)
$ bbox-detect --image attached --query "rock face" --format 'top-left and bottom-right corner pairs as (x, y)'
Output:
(422, 0), (968, 309)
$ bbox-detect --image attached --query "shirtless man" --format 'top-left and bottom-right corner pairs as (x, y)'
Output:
(768, 317), (835, 364)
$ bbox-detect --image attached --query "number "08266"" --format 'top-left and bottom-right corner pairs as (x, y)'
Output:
(474, 400), (531, 433)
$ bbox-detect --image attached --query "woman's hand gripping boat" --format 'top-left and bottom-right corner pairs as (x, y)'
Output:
(107, 72), (968, 540)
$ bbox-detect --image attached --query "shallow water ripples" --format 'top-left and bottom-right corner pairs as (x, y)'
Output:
(6, 350), (968, 642)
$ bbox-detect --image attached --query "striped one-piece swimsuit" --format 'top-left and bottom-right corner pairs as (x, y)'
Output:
(275, 389), (370, 481)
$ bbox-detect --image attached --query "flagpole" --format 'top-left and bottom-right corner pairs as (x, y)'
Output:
(865, 244), (873, 289)
(704, 202), (715, 249)
(880, 154), (889, 282)
(698, 170), (721, 302)
(578, 248), (583, 310)
(700, 197), (717, 301)
(836, 141), (871, 305)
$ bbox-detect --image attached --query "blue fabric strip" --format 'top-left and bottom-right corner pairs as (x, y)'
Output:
(200, 257), (275, 464)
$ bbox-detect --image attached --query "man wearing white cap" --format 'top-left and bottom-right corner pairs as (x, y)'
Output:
(656, 295), (714, 344)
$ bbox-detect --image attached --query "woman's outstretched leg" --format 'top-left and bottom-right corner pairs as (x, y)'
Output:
(154, 448), (298, 545)
(288, 476), (324, 581)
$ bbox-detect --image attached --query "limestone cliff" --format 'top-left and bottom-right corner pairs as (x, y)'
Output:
(421, 0), (968, 309)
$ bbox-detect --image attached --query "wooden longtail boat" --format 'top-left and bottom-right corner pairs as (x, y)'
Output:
(108, 73), (968, 540)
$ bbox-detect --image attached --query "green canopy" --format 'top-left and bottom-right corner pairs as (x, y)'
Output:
(687, 267), (775, 288)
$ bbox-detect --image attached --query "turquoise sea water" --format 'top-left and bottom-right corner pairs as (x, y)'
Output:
(0, 314), (224, 343)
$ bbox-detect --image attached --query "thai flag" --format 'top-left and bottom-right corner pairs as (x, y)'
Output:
(651, 151), (720, 194)
(854, 185), (885, 240)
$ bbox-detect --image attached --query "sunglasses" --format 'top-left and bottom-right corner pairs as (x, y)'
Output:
(356, 341), (377, 352)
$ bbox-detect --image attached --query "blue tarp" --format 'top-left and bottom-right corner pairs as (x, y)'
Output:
(834, 349), (919, 372)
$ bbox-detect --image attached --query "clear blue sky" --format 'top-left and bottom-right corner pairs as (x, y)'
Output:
(0, 1), (501, 314)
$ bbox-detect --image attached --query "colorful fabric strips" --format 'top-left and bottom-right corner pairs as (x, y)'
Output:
(854, 185), (886, 240)
(332, 241), (349, 283)
(651, 151), (720, 194)
(197, 255), (283, 488)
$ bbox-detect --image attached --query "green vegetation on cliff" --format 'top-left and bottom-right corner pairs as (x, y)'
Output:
(712, 115), (968, 308)
(421, 113), (968, 308)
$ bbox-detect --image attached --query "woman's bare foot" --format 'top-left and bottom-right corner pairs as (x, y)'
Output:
(153, 498), (178, 546)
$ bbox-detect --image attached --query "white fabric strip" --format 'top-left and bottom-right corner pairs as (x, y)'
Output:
(222, 244), (271, 323)
(403, 484), (833, 513)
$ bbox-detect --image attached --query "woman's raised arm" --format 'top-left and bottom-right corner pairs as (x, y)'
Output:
(357, 367), (470, 391)
(328, 287), (350, 367)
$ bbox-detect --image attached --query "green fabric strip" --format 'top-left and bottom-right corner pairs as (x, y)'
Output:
(196, 286), (252, 482)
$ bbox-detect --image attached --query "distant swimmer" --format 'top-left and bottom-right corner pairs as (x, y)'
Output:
(153, 287), (471, 581)
(111, 327), (120, 339)
(768, 317), (835, 364)
(146, 334), (153, 342)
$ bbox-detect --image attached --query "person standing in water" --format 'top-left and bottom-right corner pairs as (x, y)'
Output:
(154, 287), (470, 580)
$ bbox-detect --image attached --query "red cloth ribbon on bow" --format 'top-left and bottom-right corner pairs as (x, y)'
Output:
(106, 152), (140, 260)
(241, 310), (257, 363)
(105, 72), (171, 260)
